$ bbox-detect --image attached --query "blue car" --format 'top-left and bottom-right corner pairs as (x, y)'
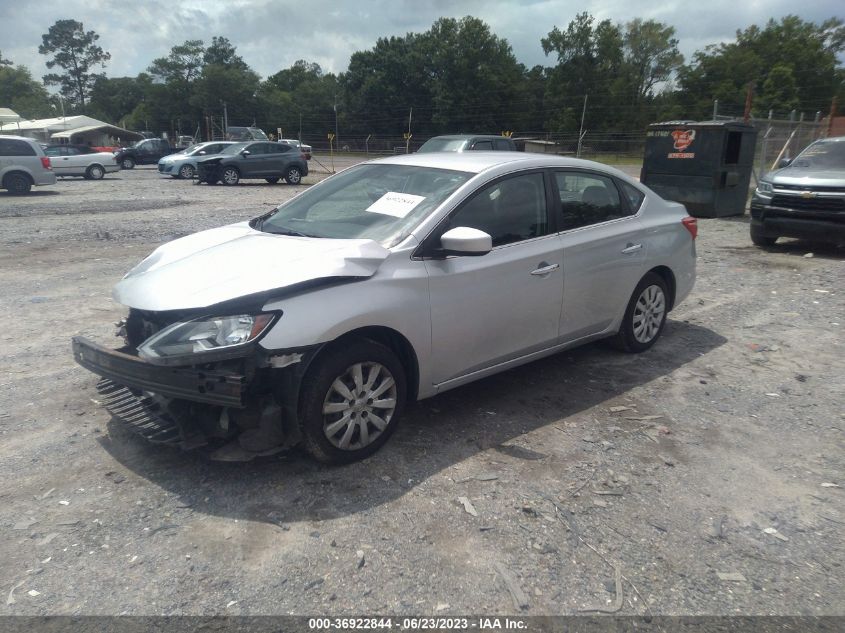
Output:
(157, 141), (236, 179)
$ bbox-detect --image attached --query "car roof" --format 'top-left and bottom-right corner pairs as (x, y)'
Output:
(1, 135), (40, 143)
(427, 134), (509, 141)
(372, 151), (632, 178)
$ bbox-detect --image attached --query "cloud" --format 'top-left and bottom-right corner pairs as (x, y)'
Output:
(0, 0), (841, 84)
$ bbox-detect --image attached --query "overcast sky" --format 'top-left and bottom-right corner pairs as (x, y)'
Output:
(0, 0), (842, 82)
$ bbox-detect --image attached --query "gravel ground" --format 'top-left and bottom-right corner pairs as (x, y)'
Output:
(0, 161), (843, 618)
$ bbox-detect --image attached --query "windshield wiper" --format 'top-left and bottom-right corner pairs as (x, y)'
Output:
(264, 227), (315, 237)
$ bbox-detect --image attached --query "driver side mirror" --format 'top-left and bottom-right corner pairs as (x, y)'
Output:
(241, 150), (251, 156)
(198, 150), (206, 155)
(439, 227), (492, 257)
(778, 157), (793, 169)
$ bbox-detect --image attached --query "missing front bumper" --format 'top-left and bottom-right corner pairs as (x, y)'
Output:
(72, 336), (247, 408)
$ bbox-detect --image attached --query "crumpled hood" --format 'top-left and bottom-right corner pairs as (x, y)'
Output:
(113, 221), (390, 311)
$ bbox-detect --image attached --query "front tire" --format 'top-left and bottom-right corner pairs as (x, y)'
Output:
(609, 272), (669, 353)
(221, 166), (240, 186)
(299, 339), (406, 464)
(85, 164), (105, 180)
(285, 166), (302, 185)
(178, 164), (195, 179)
(750, 223), (777, 247)
(120, 156), (135, 170)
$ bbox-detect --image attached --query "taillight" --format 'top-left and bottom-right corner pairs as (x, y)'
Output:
(682, 216), (698, 239)
(41, 157), (52, 170)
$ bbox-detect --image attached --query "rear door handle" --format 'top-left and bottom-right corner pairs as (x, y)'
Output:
(621, 243), (642, 254)
(530, 262), (560, 276)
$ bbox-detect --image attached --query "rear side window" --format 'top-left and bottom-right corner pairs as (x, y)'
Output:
(494, 139), (512, 150)
(620, 181), (645, 212)
(44, 146), (62, 157)
(554, 171), (626, 230)
(0, 139), (37, 156)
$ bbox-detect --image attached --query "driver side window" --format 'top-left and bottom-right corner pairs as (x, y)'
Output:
(446, 173), (548, 247)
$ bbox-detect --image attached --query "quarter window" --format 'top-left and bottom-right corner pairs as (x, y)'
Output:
(620, 181), (645, 212)
(447, 173), (548, 247)
(554, 171), (625, 230)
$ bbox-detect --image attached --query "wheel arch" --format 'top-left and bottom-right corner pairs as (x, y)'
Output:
(2, 169), (34, 188)
(311, 326), (420, 403)
(647, 265), (676, 311)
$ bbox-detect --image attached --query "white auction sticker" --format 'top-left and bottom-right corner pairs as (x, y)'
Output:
(366, 192), (426, 218)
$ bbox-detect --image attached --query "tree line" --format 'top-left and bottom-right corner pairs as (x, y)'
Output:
(1, 14), (843, 144)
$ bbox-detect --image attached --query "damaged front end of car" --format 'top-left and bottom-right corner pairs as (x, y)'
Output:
(72, 307), (319, 461)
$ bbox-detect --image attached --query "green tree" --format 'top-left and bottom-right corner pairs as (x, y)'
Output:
(88, 74), (152, 125)
(38, 19), (111, 112)
(422, 17), (524, 132)
(203, 36), (248, 70)
(148, 40), (205, 84)
(542, 13), (625, 133)
(0, 65), (53, 118)
(623, 19), (683, 104)
(0, 50), (13, 66)
(678, 16), (845, 119)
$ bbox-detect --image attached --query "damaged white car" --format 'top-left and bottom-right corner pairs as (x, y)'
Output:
(73, 152), (696, 463)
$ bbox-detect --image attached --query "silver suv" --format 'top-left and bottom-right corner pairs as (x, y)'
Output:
(0, 135), (57, 194)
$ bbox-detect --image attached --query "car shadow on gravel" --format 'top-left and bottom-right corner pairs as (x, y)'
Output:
(0, 190), (61, 198)
(97, 320), (726, 525)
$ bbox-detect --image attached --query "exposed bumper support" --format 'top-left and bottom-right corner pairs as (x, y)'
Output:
(72, 336), (247, 408)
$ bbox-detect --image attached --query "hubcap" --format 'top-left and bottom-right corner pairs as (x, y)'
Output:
(180, 166), (193, 178)
(223, 169), (237, 184)
(322, 362), (397, 451)
(632, 285), (665, 343)
(288, 170), (300, 183)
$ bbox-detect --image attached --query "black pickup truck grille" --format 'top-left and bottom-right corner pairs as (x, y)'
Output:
(770, 195), (845, 213)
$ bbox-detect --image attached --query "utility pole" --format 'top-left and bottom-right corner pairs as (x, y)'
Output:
(743, 83), (754, 123)
(223, 102), (229, 136)
(577, 94), (588, 158)
(333, 95), (339, 149)
(299, 113), (302, 141)
(827, 97), (838, 137)
(713, 99), (718, 121)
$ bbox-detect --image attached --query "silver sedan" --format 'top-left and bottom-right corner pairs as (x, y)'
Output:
(157, 141), (236, 179)
(73, 152), (696, 464)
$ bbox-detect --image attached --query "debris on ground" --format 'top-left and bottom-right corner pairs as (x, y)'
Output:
(494, 562), (529, 611)
(356, 550), (366, 569)
(13, 517), (38, 530)
(717, 572), (747, 582)
(6, 580), (25, 605)
(763, 527), (789, 542)
(457, 496), (478, 517)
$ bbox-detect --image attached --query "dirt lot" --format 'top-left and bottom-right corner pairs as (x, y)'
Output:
(0, 161), (843, 619)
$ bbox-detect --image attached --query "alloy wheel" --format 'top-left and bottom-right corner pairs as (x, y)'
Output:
(632, 284), (665, 343)
(321, 361), (397, 451)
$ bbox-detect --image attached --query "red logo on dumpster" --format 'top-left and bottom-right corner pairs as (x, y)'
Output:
(671, 129), (696, 151)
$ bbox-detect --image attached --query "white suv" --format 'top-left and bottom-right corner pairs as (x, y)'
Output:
(0, 135), (57, 194)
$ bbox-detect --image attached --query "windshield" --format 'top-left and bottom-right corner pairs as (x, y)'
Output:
(221, 143), (249, 155)
(792, 141), (845, 169)
(257, 164), (472, 245)
(183, 144), (207, 156)
(418, 138), (469, 153)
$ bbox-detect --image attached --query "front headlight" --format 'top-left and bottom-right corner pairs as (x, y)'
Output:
(756, 181), (773, 196)
(137, 313), (275, 360)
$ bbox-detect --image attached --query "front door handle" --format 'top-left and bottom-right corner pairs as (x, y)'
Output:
(530, 262), (560, 276)
(621, 243), (642, 254)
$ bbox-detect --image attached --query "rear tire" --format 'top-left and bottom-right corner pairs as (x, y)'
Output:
(221, 167), (240, 186)
(3, 172), (32, 194)
(609, 272), (669, 353)
(299, 339), (406, 464)
(750, 223), (777, 247)
(85, 164), (105, 180)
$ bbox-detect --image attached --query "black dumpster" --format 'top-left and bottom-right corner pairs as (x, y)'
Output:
(640, 120), (757, 217)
